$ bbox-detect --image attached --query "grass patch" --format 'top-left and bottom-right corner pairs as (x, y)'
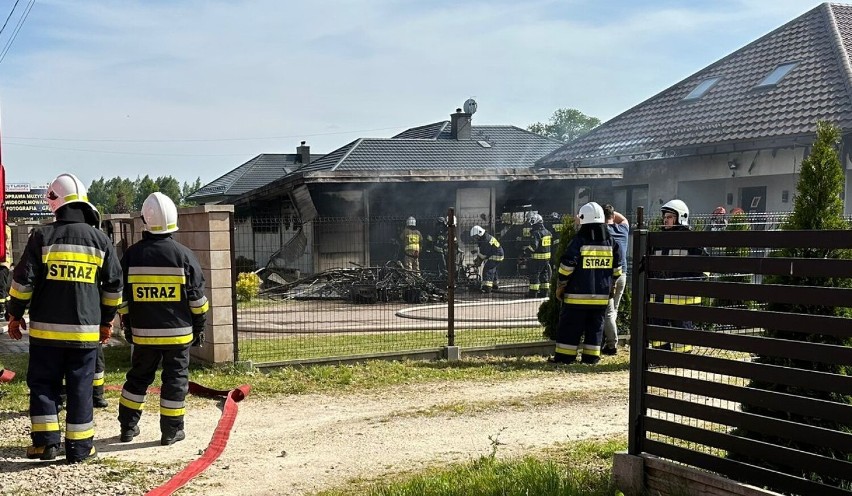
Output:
(316, 436), (627, 496)
(239, 327), (547, 363)
(381, 387), (627, 421)
(2, 347), (629, 407)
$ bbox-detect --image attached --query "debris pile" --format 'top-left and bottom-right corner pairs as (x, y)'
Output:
(261, 262), (447, 304)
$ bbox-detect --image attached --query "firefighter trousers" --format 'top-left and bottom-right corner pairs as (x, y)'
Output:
(93, 344), (105, 400)
(527, 259), (551, 296)
(481, 260), (500, 290)
(118, 345), (190, 436)
(27, 344), (96, 461)
(554, 305), (605, 364)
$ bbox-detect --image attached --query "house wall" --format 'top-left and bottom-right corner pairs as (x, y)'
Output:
(614, 147), (806, 216)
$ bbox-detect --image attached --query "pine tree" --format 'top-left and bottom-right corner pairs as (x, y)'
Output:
(537, 216), (576, 339)
(731, 121), (851, 487)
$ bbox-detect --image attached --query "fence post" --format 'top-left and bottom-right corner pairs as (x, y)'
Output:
(447, 207), (456, 347)
(628, 206), (648, 455)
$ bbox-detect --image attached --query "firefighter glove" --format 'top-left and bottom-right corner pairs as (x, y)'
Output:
(192, 331), (204, 348)
(555, 286), (565, 301)
(99, 323), (113, 344)
(7, 317), (26, 340)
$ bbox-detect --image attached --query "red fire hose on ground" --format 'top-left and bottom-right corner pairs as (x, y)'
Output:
(107, 381), (251, 496)
(0, 368), (15, 382)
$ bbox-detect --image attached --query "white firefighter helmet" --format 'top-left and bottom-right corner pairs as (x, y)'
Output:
(578, 202), (605, 225)
(406, 216), (416, 227)
(142, 192), (179, 233)
(470, 225), (485, 237)
(661, 199), (690, 227)
(45, 173), (101, 226)
(528, 213), (543, 225)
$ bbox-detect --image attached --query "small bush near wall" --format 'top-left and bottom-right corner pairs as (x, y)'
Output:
(236, 272), (262, 301)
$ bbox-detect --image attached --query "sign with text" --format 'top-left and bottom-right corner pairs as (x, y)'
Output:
(5, 183), (52, 220)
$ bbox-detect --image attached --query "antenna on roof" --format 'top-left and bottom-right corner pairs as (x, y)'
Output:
(463, 98), (478, 115)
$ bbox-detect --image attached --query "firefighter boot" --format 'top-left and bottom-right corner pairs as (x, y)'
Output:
(161, 430), (186, 446)
(26, 444), (60, 461)
(67, 446), (97, 464)
(93, 395), (108, 408)
(120, 425), (140, 443)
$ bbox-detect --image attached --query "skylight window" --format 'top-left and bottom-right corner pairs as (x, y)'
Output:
(756, 62), (797, 87)
(683, 77), (721, 101)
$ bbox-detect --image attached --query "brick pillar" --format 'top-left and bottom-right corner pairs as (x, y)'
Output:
(131, 205), (235, 364)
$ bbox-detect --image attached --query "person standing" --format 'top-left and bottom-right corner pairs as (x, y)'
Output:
(523, 213), (552, 298)
(400, 217), (422, 273)
(602, 205), (629, 355)
(117, 192), (208, 446)
(649, 199), (708, 353)
(469, 225), (504, 293)
(551, 202), (622, 365)
(7, 173), (122, 463)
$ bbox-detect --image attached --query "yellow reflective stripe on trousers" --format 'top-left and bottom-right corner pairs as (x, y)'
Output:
(555, 343), (578, 356)
(161, 398), (186, 417)
(93, 371), (105, 387)
(31, 414), (60, 432)
(28, 322), (100, 343)
(532, 253), (550, 259)
(66, 421), (95, 440)
(582, 344), (601, 356)
(120, 390), (146, 410)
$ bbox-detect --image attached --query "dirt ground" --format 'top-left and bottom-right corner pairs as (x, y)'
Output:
(91, 369), (630, 495)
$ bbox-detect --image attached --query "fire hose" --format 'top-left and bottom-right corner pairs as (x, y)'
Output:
(0, 368), (15, 382)
(106, 381), (251, 496)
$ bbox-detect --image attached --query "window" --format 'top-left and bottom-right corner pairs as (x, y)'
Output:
(756, 62), (797, 88)
(683, 77), (721, 101)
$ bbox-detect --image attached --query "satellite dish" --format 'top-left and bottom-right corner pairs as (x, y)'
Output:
(463, 98), (478, 115)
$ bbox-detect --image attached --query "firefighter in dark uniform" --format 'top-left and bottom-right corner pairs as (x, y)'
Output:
(7, 173), (122, 463)
(117, 192), (208, 446)
(551, 202), (622, 365)
(548, 212), (565, 262)
(470, 225), (504, 293)
(523, 213), (552, 298)
(650, 199), (708, 353)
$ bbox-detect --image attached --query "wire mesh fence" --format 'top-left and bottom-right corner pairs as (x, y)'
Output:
(233, 215), (551, 364)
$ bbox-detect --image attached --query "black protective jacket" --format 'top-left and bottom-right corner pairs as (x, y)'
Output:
(118, 232), (208, 348)
(8, 205), (122, 348)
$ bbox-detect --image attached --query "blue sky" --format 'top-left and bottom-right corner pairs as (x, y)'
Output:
(0, 0), (823, 187)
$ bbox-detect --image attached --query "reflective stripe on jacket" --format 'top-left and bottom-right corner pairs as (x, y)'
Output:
(120, 232), (208, 348)
(557, 234), (622, 307)
(8, 218), (122, 348)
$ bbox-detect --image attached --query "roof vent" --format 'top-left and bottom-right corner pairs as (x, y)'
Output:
(477, 140), (491, 148)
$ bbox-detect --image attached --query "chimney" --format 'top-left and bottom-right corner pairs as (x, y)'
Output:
(296, 141), (310, 165)
(450, 108), (472, 140)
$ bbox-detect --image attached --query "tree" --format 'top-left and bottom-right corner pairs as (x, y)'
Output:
(527, 108), (601, 142)
(134, 175), (159, 211)
(537, 216), (576, 339)
(731, 121), (851, 487)
(156, 176), (182, 204)
(180, 177), (203, 206)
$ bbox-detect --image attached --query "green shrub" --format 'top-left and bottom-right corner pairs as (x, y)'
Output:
(236, 272), (262, 301)
(538, 216), (576, 339)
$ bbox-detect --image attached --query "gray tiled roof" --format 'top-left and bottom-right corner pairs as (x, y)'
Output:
(538, 3), (852, 167)
(392, 121), (449, 139)
(189, 153), (323, 200)
(302, 125), (563, 172)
